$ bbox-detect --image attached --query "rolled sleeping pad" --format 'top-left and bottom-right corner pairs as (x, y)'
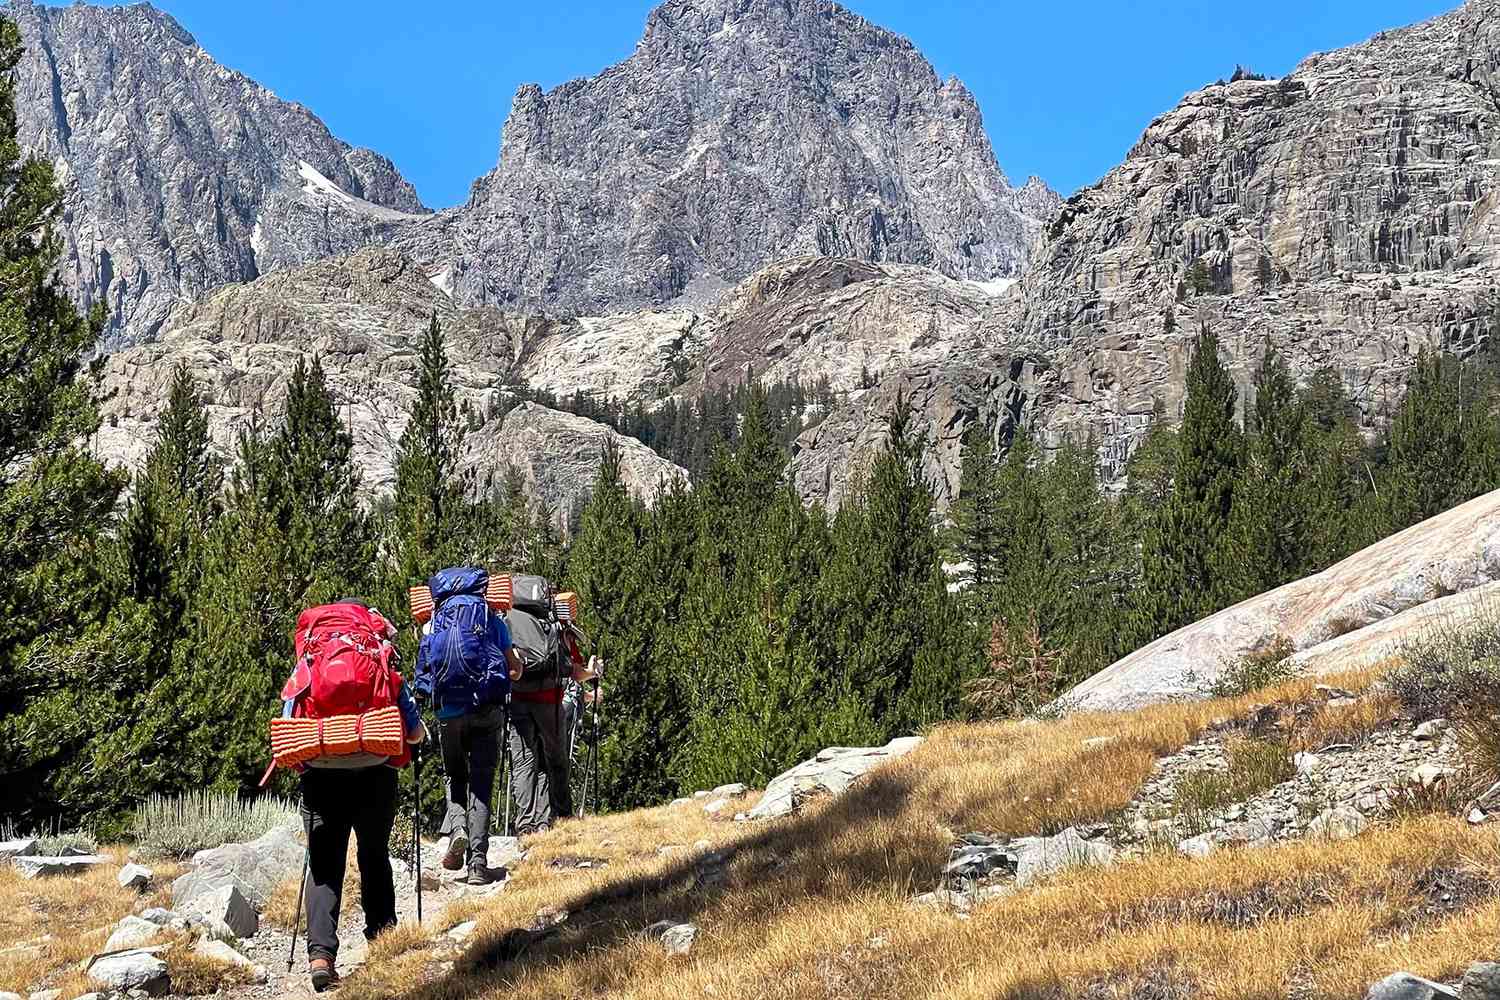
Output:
(408, 575), (514, 623)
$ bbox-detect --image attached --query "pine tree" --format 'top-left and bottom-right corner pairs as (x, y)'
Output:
(1218, 344), (1309, 601)
(0, 14), (129, 825)
(1133, 325), (1242, 643)
(948, 424), (1004, 592)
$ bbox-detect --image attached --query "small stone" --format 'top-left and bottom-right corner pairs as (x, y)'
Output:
(1412, 763), (1457, 789)
(192, 938), (260, 978)
(486, 836), (523, 871)
(1414, 719), (1449, 741)
(711, 783), (748, 797)
(733, 813), (749, 822)
(644, 920), (697, 955)
(692, 790), (710, 799)
(1081, 736), (1116, 750)
(1177, 833), (1216, 858)
(657, 845), (682, 856)
(181, 884), (257, 939)
(1475, 780), (1500, 811)
(693, 839), (712, 851)
(669, 798), (690, 807)
(117, 863), (153, 891)
(1012, 827), (1114, 886)
(29, 990), (61, 1000)
(1316, 684), (1355, 700)
(86, 948), (169, 994)
(1462, 962), (1500, 1000)
(703, 799), (729, 816)
(1308, 806), (1368, 841)
(1294, 751), (1321, 774)
(447, 920), (478, 942)
(104, 915), (163, 952)
(0, 991), (20, 1000)
(1471, 807), (1489, 825)
(944, 843), (1016, 880)
(69, 994), (102, 1000)
(1365, 971), (1459, 999)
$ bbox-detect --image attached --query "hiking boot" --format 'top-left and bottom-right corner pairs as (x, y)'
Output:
(464, 864), (495, 886)
(440, 833), (467, 871)
(309, 956), (339, 992)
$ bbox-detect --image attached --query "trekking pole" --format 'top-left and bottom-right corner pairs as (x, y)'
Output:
(287, 849), (308, 973)
(501, 692), (513, 837)
(413, 742), (423, 924)
(590, 673), (602, 816)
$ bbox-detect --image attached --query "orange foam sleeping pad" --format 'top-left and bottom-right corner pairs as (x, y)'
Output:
(269, 704), (405, 769)
(408, 576), (514, 623)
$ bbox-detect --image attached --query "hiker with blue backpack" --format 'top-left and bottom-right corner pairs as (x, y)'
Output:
(412, 567), (522, 886)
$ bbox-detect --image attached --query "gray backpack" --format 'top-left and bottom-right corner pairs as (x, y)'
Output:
(506, 575), (565, 693)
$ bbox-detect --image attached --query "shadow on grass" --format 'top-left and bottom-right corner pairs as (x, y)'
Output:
(384, 766), (930, 999)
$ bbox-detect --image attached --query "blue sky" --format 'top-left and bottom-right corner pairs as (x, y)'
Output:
(58, 0), (1456, 208)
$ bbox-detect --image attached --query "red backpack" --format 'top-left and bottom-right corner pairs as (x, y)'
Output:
(282, 603), (397, 717)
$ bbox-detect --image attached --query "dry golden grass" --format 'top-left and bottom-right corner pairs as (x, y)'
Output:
(161, 934), (257, 996)
(331, 665), (1465, 1000)
(1292, 687), (1403, 751)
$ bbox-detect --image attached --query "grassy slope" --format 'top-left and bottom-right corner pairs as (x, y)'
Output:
(339, 665), (1500, 1000)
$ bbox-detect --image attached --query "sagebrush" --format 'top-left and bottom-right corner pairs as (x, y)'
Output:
(132, 791), (297, 859)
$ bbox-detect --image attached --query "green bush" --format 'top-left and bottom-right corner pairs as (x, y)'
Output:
(1209, 636), (1298, 697)
(1388, 601), (1500, 721)
(0, 819), (98, 855)
(132, 790), (297, 860)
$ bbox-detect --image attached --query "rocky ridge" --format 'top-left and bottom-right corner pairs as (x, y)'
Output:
(6, 0), (429, 346)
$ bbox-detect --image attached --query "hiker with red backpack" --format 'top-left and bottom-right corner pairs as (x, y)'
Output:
(267, 599), (427, 993)
(413, 567), (523, 886)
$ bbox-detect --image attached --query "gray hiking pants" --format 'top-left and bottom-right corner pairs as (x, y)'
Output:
(438, 703), (503, 870)
(507, 698), (573, 834)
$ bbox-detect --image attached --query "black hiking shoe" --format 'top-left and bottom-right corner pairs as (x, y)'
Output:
(464, 865), (495, 886)
(441, 833), (467, 871)
(310, 956), (339, 992)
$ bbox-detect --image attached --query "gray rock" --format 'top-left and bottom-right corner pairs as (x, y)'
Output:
(116, 863), (153, 891)
(1012, 828), (1115, 886)
(0, 839), (37, 861)
(1308, 806), (1369, 841)
(1177, 833), (1217, 859)
(447, 920), (478, 942)
(192, 938), (264, 982)
(12, 855), (107, 878)
(643, 921), (697, 956)
(1414, 719), (1450, 741)
(180, 885), (258, 940)
(137, 908), (179, 927)
(669, 798), (691, 807)
(486, 836), (524, 871)
(104, 915), (164, 952)
(702, 799), (730, 816)
(1294, 752), (1321, 775)
(943, 843), (1016, 881)
(1366, 972), (1459, 1000)
(29, 990), (61, 1000)
(0, 991), (22, 1000)
(747, 737), (924, 821)
(1463, 963), (1500, 1000)
(86, 948), (169, 994)
(171, 823), (301, 911)
(711, 783), (748, 797)
(1412, 763), (1458, 789)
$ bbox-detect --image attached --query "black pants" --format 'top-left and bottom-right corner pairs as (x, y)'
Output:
(299, 765), (399, 962)
(508, 698), (573, 834)
(438, 704), (504, 870)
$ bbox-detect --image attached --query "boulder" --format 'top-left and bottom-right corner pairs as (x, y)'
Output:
(644, 920), (697, 955)
(1060, 491), (1500, 712)
(180, 885), (258, 939)
(0, 838), (37, 860)
(117, 862), (153, 890)
(171, 823), (301, 910)
(746, 737), (924, 821)
(1463, 963), (1500, 1000)
(104, 915), (164, 952)
(138, 908), (181, 927)
(1011, 828), (1115, 886)
(12, 855), (107, 878)
(1366, 972), (1459, 1000)
(711, 783), (748, 797)
(86, 948), (169, 994)
(943, 843), (1016, 881)
(1307, 806), (1369, 841)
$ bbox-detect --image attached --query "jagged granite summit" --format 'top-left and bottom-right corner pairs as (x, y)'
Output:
(395, 0), (1059, 314)
(5, 0), (428, 345)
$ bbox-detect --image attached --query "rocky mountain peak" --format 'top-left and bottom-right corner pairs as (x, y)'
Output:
(394, 0), (1056, 316)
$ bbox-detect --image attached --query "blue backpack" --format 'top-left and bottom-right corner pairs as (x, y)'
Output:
(422, 566), (509, 711)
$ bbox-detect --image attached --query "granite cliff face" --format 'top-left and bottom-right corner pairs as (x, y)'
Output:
(92, 249), (685, 507)
(394, 0), (1057, 315)
(6, 0), (428, 345)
